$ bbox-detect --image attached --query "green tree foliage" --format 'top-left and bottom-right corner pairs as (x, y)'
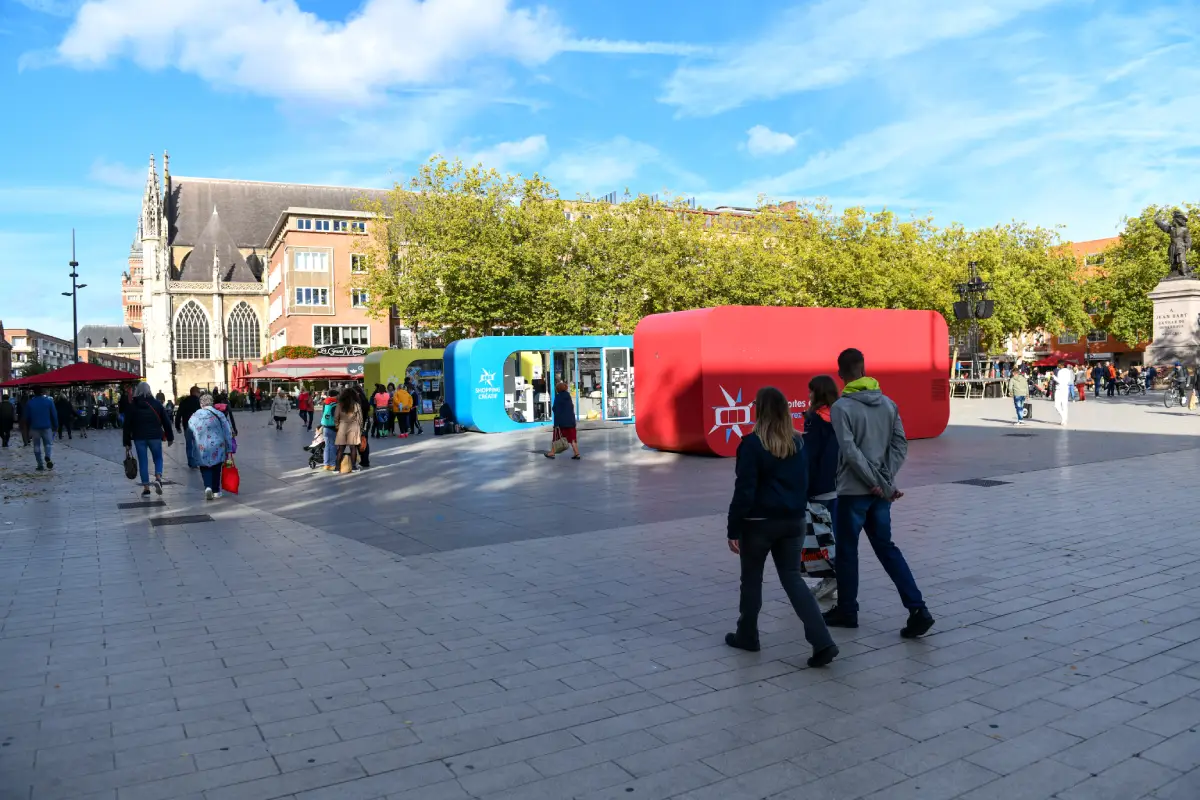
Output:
(1090, 204), (1200, 347)
(357, 155), (1097, 353)
(19, 352), (52, 377)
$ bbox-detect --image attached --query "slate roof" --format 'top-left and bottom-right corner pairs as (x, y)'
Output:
(178, 207), (261, 283)
(78, 325), (142, 348)
(169, 177), (389, 248)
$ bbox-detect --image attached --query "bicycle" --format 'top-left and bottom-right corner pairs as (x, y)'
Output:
(1119, 378), (1146, 396)
(1163, 382), (1189, 408)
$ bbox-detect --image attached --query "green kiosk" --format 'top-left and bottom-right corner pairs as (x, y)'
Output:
(362, 349), (445, 420)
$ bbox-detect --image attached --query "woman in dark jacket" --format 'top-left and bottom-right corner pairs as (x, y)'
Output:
(803, 375), (841, 601)
(726, 386), (837, 666)
(122, 383), (174, 496)
(544, 381), (580, 460)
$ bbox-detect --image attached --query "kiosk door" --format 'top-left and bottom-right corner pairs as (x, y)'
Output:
(604, 347), (633, 420)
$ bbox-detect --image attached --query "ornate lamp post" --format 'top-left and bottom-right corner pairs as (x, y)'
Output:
(954, 261), (994, 380)
(62, 230), (87, 364)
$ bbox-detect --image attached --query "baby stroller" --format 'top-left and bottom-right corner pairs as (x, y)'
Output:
(304, 428), (326, 469)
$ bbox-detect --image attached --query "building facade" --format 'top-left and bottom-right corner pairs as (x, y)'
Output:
(136, 153), (390, 397)
(0, 321), (11, 382)
(7, 328), (74, 372)
(77, 349), (141, 373)
(122, 229), (144, 329)
(264, 209), (389, 353)
(77, 325), (142, 374)
(1047, 237), (1147, 367)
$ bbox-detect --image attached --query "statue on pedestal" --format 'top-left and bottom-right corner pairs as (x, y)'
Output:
(1155, 210), (1193, 278)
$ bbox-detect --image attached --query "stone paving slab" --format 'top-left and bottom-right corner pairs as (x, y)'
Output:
(0, 399), (1198, 799)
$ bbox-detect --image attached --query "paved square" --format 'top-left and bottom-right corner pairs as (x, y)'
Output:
(1, 394), (1199, 799)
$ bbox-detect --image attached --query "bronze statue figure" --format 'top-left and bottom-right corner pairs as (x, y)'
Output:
(1155, 209), (1193, 278)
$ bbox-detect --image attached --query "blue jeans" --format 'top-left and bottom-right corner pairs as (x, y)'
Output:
(133, 438), (163, 485)
(30, 428), (52, 466)
(184, 428), (199, 467)
(323, 427), (337, 467)
(199, 462), (223, 493)
(1013, 395), (1026, 422)
(835, 495), (925, 614)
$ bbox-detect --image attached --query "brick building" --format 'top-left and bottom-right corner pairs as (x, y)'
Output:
(1046, 237), (1147, 367)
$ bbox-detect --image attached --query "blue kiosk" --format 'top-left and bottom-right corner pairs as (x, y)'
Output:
(445, 335), (634, 433)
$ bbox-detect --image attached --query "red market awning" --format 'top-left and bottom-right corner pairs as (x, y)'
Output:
(246, 369), (294, 381)
(297, 370), (364, 381)
(1031, 351), (1084, 368)
(0, 361), (141, 388)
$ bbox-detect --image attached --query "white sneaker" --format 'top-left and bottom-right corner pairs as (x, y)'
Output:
(204, 488), (214, 501)
(213, 492), (223, 499)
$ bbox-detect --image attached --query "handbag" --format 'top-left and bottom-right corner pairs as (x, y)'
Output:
(800, 502), (836, 577)
(221, 456), (240, 494)
(551, 426), (569, 455)
(339, 454), (353, 474)
(123, 453), (138, 480)
(230, 436), (237, 454)
(359, 433), (368, 453)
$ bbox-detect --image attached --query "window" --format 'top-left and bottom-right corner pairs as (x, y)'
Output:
(174, 301), (210, 360)
(226, 302), (261, 359)
(351, 221), (366, 233)
(296, 218), (312, 230)
(350, 254), (368, 273)
(1058, 332), (1079, 345)
(351, 289), (369, 308)
(294, 287), (329, 306)
(1085, 252), (1105, 266)
(316, 220), (330, 231)
(332, 220), (348, 232)
(313, 325), (369, 346)
(293, 251), (329, 271)
(1087, 329), (1108, 343)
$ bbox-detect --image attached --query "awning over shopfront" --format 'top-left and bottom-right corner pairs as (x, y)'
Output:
(263, 357), (364, 377)
(0, 362), (141, 388)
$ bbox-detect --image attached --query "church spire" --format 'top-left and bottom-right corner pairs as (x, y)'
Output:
(141, 154), (161, 240)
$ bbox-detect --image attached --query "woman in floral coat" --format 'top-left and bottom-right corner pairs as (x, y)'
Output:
(188, 393), (234, 500)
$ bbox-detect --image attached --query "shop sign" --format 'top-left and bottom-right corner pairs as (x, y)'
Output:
(1086, 353), (1113, 360)
(475, 368), (499, 401)
(316, 345), (367, 357)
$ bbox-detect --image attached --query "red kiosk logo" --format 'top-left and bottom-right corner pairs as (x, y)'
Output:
(709, 386), (754, 443)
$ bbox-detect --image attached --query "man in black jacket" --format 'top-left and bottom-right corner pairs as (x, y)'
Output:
(0, 393), (13, 447)
(123, 383), (174, 495)
(54, 394), (74, 440)
(175, 386), (202, 468)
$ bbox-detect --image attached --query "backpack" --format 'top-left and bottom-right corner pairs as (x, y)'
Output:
(320, 402), (337, 428)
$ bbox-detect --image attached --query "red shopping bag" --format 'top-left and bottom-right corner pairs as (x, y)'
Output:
(221, 456), (240, 495)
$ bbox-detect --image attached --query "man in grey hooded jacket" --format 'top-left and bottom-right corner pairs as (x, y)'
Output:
(822, 348), (934, 638)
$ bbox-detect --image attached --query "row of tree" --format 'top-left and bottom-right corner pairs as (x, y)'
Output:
(355, 156), (1190, 354)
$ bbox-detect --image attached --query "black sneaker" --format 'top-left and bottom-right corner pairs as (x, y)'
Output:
(807, 644), (839, 668)
(901, 608), (935, 639)
(36, 465), (45, 472)
(141, 486), (151, 497)
(822, 606), (858, 628)
(46, 460), (54, 470)
(724, 632), (760, 652)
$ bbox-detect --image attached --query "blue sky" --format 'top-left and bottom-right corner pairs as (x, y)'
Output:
(1, 0), (1197, 338)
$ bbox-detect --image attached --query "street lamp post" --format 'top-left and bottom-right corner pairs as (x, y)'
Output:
(62, 229), (87, 364)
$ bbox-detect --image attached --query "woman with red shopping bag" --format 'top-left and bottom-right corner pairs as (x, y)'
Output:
(187, 393), (234, 501)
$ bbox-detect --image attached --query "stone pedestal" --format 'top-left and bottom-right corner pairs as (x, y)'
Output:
(1146, 278), (1200, 366)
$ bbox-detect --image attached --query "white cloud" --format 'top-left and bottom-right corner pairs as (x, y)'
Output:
(562, 39), (713, 57)
(745, 125), (796, 157)
(661, 0), (1067, 115)
(41, 0), (704, 105)
(470, 135), (548, 170)
(51, 0), (566, 104)
(88, 158), (145, 189)
(545, 137), (660, 195)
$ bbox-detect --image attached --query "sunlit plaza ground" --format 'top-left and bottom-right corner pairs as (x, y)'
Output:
(1, 394), (1199, 800)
